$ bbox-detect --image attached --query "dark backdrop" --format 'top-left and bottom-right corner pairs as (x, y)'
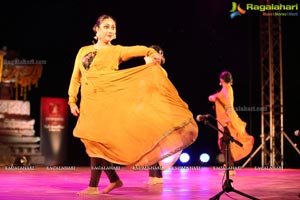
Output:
(1, 0), (299, 167)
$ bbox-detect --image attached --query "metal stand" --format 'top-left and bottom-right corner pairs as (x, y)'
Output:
(241, 136), (269, 168)
(242, 131), (300, 168)
(201, 118), (259, 200)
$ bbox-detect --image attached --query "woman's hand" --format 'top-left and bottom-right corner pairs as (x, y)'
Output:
(70, 105), (80, 116)
(208, 95), (216, 102)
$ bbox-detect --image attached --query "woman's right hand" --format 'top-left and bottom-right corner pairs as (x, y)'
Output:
(208, 95), (216, 102)
(70, 105), (80, 116)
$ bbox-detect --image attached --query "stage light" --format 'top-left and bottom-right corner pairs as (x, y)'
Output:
(161, 151), (181, 166)
(14, 155), (30, 166)
(179, 152), (190, 163)
(199, 153), (210, 163)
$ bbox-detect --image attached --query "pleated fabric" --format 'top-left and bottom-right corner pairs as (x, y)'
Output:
(73, 63), (198, 169)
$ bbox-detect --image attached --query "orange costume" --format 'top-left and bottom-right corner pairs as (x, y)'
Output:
(68, 45), (198, 169)
(212, 84), (254, 161)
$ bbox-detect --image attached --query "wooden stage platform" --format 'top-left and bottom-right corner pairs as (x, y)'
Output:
(0, 166), (299, 200)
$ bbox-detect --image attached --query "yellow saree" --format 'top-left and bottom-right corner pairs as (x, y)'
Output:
(72, 63), (198, 169)
(214, 85), (254, 161)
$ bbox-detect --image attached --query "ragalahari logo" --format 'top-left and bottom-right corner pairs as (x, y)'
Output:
(230, 2), (246, 19)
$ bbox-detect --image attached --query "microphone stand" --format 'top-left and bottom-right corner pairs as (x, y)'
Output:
(201, 118), (259, 200)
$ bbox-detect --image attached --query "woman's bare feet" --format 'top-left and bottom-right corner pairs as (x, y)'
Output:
(77, 186), (99, 195)
(145, 177), (164, 185)
(100, 180), (123, 194)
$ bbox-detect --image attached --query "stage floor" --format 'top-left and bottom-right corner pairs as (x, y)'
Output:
(0, 166), (299, 200)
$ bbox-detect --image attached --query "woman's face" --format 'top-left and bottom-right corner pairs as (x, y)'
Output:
(144, 54), (163, 65)
(96, 18), (116, 43)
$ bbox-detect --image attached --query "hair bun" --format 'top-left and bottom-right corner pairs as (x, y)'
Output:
(220, 71), (233, 84)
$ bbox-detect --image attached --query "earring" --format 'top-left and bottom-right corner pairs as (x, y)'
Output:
(93, 35), (98, 41)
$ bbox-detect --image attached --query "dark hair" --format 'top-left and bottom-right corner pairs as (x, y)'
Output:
(93, 15), (116, 33)
(219, 71), (233, 84)
(150, 45), (165, 64)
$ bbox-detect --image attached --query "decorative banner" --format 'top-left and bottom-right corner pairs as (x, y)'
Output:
(1, 64), (43, 100)
(40, 97), (68, 166)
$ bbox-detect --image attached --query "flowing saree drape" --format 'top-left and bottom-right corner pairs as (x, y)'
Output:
(214, 87), (254, 162)
(73, 63), (198, 169)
